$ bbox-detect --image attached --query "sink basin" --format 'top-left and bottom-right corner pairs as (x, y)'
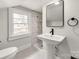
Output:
(37, 34), (66, 44)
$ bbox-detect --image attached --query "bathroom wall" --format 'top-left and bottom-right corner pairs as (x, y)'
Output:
(43, 0), (79, 58)
(0, 6), (42, 51)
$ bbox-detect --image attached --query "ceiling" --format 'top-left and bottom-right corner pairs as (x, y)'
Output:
(0, 0), (53, 12)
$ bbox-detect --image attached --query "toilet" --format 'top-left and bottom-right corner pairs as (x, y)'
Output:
(0, 47), (18, 59)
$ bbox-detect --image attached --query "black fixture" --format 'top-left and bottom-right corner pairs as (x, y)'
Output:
(71, 17), (75, 20)
(71, 56), (77, 59)
(50, 28), (54, 35)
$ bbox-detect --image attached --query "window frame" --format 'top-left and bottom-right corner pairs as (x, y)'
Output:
(8, 8), (30, 40)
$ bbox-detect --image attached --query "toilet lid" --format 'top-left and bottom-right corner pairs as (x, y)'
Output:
(0, 47), (18, 58)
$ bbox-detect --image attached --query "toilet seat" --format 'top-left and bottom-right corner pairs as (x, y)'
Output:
(0, 47), (18, 58)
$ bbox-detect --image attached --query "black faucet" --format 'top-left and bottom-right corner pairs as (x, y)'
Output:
(50, 29), (54, 35)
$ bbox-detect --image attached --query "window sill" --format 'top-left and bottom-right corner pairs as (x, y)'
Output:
(9, 33), (31, 40)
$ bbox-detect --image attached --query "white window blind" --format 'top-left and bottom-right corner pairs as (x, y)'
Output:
(13, 13), (29, 35)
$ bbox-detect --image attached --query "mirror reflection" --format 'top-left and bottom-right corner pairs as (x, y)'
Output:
(46, 0), (64, 27)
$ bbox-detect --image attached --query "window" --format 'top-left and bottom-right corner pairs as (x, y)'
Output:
(12, 13), (29, 35)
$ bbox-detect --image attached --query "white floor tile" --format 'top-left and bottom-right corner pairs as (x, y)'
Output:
(14, 46), (60, 59)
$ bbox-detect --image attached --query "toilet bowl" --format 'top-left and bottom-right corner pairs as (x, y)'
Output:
(0, 47), (18, 59)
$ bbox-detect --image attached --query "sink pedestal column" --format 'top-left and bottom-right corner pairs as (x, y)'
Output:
(56, 39), (71, 59)
(43, 41), (56, 59)
(43, 39), (71, 59)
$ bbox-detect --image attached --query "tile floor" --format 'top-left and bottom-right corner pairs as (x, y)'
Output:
(14, 45), (60, 59)
(14, 46), (45, 59)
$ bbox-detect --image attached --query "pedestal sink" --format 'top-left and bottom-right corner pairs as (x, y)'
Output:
(38, 34), (65, 44)
(37, 34), (71, 59)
